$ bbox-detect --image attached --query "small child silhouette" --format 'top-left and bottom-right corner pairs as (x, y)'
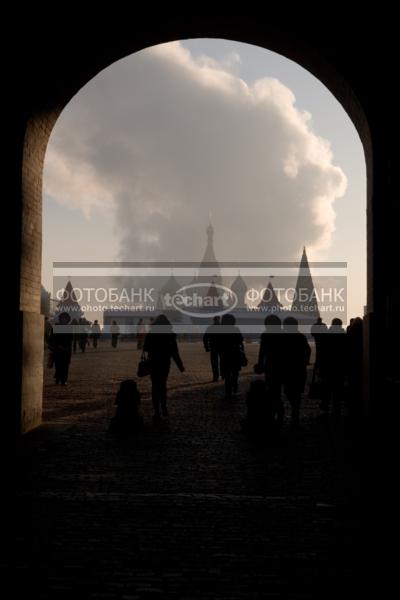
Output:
(109, 379), (143, 434)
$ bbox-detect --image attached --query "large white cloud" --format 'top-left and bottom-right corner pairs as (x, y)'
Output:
(44, 41), (347, 263)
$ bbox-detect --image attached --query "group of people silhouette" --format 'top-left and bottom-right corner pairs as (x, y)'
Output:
(203, 314), (311, 429)
(47, 310), (363, 435)
(47, 316), (122, 384)
(113, 312), (363, 434)
(311, 316), (363, 421)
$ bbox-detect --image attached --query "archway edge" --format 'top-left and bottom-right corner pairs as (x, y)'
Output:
(18, 24), (375, 434)
(31, 29), (373, 160)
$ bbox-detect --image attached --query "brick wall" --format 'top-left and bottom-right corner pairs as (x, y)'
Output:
(21, 112), (59, 312)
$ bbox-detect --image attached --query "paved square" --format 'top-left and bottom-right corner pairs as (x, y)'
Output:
(15, 340), (360, 599)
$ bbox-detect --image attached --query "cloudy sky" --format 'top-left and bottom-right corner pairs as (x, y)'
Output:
(43, 39), (366, 320)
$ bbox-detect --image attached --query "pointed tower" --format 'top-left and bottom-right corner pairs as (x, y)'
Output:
(196, 216), (222, 286)
(291, 247), (319, 318)
(231, 271), (248, 309)
(258, 279), (283, 312)
(56, 280), (83, 319)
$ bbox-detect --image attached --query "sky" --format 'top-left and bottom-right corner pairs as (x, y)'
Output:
(42, 39), (366, 321)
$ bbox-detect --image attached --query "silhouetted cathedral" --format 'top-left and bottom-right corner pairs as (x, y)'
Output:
(103, 219), (320, 332)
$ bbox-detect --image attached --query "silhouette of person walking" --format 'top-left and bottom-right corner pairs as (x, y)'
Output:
(311, 317), (328, 370)
(136, 318), (146, 350)
(309, 317), (329, 404)
(49, 311), (73, 385)
(44, 316), (52, 348)
(256, 314), (284, 428)
(346, 318), (355, 334)
(91, 320), (101, 349)
(78, 317), (89, 352)
(321, 318), (348, 417)
(111, 320), (120, 348)
(203, 316), (221, 381)
(219, 313), (245, 399)
(281, 317), (311, 426)
(143, 314), (185, 420)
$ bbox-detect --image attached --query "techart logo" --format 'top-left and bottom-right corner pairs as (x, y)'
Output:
(163, 283), (238, 318)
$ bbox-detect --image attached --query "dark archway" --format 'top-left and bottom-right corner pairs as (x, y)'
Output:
(8, 16), (397, 436)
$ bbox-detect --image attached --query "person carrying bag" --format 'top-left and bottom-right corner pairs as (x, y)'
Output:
(137, 351), (152, 378)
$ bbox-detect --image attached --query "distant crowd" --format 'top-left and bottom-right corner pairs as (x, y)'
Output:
(45, 312), (363, 436)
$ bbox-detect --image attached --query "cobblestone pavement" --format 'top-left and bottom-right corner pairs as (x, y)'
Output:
(14, 341), (362, 599)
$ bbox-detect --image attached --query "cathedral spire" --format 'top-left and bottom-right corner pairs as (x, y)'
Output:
(231, 271), (248, 308)
(56, 280), (83, 319)
(206, 213), (214, 249)
(197, 216), (221, 285)
(291, 247), (319, 318)
(258, 279), (282, 311)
